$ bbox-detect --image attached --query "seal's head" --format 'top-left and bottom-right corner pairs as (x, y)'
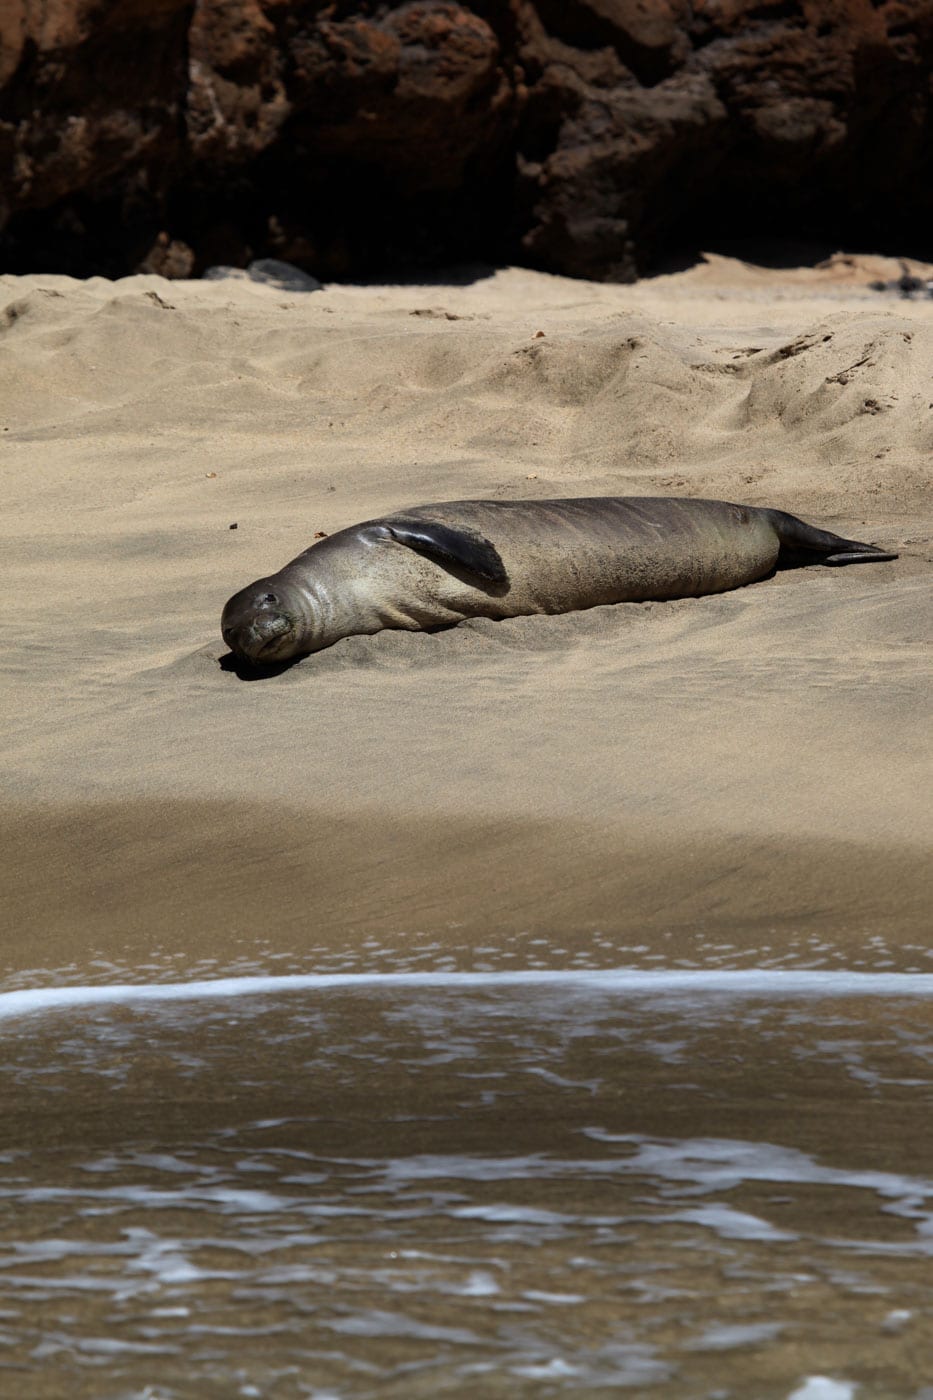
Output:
(221, 579), (305, 665)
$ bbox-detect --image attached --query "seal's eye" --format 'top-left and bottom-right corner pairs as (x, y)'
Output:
(263, 593), (278, 605)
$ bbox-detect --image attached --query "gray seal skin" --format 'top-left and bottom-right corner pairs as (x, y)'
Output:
(221, 496), (897, 665)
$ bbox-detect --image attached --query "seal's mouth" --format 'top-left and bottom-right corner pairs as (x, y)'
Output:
(258, 615), (292, 642)
(221, 612), (296, 663)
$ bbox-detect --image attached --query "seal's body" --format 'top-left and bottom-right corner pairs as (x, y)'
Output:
(221, 496), (897, 665)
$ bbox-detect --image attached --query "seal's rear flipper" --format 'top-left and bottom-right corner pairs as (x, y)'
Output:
(387, 521), (508, 584)
(821, 548), (899, 565)
(765, 508), (898, 568)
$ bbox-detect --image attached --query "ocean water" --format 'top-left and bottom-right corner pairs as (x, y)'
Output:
(2, 967), (933, 1399)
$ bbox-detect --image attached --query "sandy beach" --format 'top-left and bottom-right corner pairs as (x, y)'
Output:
(2, 253), (931, 984)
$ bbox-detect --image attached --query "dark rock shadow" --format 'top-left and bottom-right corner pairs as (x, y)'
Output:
(644, 237), (840, 279)
(349, 262), (497, 287)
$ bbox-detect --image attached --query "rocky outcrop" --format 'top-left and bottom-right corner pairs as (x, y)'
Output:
(0, 0), (193, 273)
(1, 0), (931, 280)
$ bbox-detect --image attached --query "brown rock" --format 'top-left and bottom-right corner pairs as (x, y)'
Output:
(188, 0), (288, 164)
(270, 3), (509, 183)
(137, 231), (195, 278)
(0, 0), (191, 271)
(0, 0), (931, 279)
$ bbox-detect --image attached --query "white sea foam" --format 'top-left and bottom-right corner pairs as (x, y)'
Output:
(787, 1379), (857, 1400)
(666, 1203), (795, 1242)
(686, 1321), (783, 1350)
(2, 967), (933, 1023)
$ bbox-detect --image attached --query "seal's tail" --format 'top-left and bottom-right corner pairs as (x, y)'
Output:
(765, 509), (898, 566)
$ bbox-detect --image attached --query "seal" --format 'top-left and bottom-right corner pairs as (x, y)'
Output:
(221, 496), (897, 665)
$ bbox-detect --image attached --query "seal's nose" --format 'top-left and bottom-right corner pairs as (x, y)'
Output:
(255, 614), (291, 642)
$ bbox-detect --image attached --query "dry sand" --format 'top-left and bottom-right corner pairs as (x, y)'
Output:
(2, 253), (931, 983)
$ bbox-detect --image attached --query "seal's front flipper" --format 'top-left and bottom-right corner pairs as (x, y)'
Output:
(387, 521), (508, 584)
(766, 508), (898, 568)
